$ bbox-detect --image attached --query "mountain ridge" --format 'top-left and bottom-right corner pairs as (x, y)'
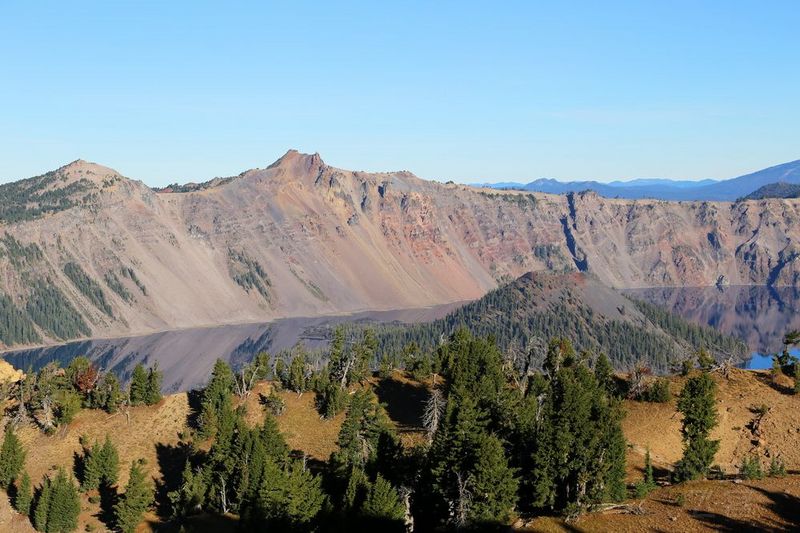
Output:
(742, 182), (800, 201)
(1, 150), (800, 349)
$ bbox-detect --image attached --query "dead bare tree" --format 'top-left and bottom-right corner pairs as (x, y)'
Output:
(452, 472), (472, 529)
(358, 432), (372, 468)
(39, 394), (55, 432)
(219, 477), (228, 514)
(400, 486), (414, 533)
(423, 386), (444, 444)
(11, 381), (30, 426)
(710, 355), (736, 379)
(120, 394), (132, 425)
(626, 363), (652, 400)
(503, 338), (525, 388)
(596, 501), (647, 515)
(234, 362), (260, 399)
(339, 352), (355, 389)
(534, 392), (547, 423)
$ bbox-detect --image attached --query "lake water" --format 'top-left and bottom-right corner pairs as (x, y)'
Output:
(624, 285), (800, 370)
(3, 284), (797, 390)
(0, 303), (463, 393)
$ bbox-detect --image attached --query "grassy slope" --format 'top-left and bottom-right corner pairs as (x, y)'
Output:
(2, 368), (799, 532)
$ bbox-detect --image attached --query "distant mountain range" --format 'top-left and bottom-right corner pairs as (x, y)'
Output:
(476, 159), (800, 201)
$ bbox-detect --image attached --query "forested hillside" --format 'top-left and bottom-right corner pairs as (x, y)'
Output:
(742, 182), (800, 200)
(365, 272), (748, 373)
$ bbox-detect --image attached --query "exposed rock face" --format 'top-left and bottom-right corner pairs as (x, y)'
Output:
(1, 150), (800, 347)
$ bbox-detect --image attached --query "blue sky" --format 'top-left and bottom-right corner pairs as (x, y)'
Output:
(1, 1), (798, 186)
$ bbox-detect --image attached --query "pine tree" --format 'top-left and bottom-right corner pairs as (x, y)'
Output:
(245, 457), (324, 530)
(54, 389), (82, 426)
(282, 461), (326, 528)
(273, 358), (286, 386)
(424, 391), (487, 526)
(468, 434), (518, 524)
(519, 348), (626, 513)
(771, 356), (782, 384)
(128, 364), (149, 405)
(287, 353), (308, 393)
(199, 360), (235, 438)
(81, 444), (101, 491)
(97, 434), (119, 486)
(167, 461), (206, 520)
(252, 351), (272, 381)
(412, 330), (524, 527)
(362, 474), (405, 523)
(341, 466), (368, 513)
(350, 329), (377, 384)
(32, 474), (52, 531)
(543, 337), (575, 376)
(644, 447), (654, 487)
(81, 434), (119, 491)
(602, 401), (628, 503)
(739, 455), (763, 480)
(594, 353), (615, 396)
(34, 469), (80, 533)
(114, 460), (153, 533)
(635, 447), (656, 497)
(674, 372), (720, 481)
(768, 456), (787, 478)
(14, 471), (32, 516)
(331, 390), (395, 478)
(0, 426), (25, 488)
(204, 402), (240, 512)
(48, 469), (81, 533)
(319, 377), (347, 419)
(145, 363), (163, 405)
(259, 415), (289, 462)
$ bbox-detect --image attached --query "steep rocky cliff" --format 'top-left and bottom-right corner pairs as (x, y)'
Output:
(0, 150), (798, 347)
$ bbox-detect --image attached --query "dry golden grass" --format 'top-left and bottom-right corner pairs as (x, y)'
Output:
(521, 476), (800, 532)
(0, 361), (23, 384)
(238, 373), (428, 461)
(238, 381), (346, 461)
(8, 395), (189, 533)
(623, 367), (800, 474)
(16, 394), (189, 487)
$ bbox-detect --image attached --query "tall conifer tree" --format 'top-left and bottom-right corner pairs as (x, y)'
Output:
(674, 372), (719, 481)
(0, 426), (25, 488)
(114, 460), (153, 533)
(128, 364), (149, 405)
